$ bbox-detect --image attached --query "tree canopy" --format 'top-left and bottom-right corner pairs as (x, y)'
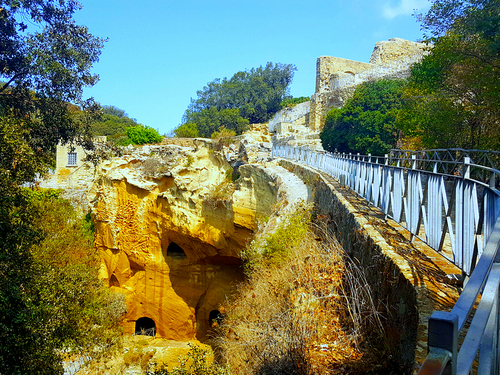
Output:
(327, 1), (500, 152)
(402, 0), (500, 149)
(320, 79), (406, 156)
(0, 190), (126, 375)
(102, 105), (128, 118)
(91, 113), (140, 143)
(0, 1), (120, 373)
(176, 62), (296, 138)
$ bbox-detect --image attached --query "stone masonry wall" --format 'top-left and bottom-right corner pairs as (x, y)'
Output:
(309, 38), (429, 130)
(279, 159), (460, 374)
(268, 101), (311, 133)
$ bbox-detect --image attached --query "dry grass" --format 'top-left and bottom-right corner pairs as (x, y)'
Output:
(213, 207), (383, 374)
(205, 170), (236, 208)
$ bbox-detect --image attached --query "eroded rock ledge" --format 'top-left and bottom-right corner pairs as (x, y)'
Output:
(88, 140), (306, 341)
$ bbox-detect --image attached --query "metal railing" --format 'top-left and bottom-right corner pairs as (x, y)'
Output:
(133, 327), (156, 337)
(272, 144), (500, 374)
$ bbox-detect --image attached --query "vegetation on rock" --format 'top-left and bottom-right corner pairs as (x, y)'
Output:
(320, 79), (406, 156)
(279, 96), (310, 109)
(175, 63), (296, 138)
(205, 168), (236, 208)
(210, 205), (383, 374)
(146, 343), (229, 375)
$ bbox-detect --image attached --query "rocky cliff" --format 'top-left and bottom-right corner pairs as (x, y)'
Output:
(88, 139), (303, 341)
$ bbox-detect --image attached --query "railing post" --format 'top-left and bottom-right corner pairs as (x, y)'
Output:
(408, 154), (419, 240)
(464, 156), (471, 180)
(462, 157), (475, 274)
(423, 311), (458, 375)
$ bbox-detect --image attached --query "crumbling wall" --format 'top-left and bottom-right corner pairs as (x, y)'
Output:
(309, 38), (429, 130)
(268, 101), (310, 134)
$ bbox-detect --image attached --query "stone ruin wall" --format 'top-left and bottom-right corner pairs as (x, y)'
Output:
(268, 101), (310, 134)
(309, 38), (430, 130)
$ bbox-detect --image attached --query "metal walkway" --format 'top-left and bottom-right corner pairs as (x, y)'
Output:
(272, 145), (500, 375)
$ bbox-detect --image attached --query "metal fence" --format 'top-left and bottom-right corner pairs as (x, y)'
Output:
(272, 144), (500, 374)
(133, 327), (156, 337)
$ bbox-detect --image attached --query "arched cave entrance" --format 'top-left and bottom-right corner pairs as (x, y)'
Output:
(209, 309), (224, 328)
(167, 242), (187, 258)
(135, 317), (156, 336)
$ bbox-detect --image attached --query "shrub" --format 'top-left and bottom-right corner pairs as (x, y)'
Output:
(146, 343), (229, 375)
(211, 127), (236, 140)
(184, 155), (194, 168)
(125, 125), (163, 145)
(175, 123), (199, 138)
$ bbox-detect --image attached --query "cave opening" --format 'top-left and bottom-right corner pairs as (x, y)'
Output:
(135, 317), (156, 336)
(109, 274), (120, 287)
(167, 242), (187, 258)
(209, 309), (224, 328)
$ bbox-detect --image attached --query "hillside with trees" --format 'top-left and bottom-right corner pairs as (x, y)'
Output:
(175, 62), (297, 138)
(91, 105), (162, 145)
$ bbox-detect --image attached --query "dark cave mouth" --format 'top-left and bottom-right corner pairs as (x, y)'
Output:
(134, 317), (156, 336)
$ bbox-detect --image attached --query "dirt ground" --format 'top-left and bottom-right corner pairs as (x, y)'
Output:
(68, 335), (210, 375)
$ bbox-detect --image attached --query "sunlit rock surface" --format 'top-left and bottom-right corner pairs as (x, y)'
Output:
(89, 139), (302, 340)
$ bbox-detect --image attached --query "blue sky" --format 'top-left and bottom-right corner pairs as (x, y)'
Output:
(74, 0), (431, 135)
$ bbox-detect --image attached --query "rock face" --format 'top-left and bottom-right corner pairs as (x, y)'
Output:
(89, 140), (288, 341)
(309, 38), (429, 130)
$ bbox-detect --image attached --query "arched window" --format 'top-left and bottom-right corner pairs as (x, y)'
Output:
(134, 317), (156, 336)
(167, 242), (187, 258)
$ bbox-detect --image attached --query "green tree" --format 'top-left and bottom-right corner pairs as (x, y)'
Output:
(403, 0), (500, 149)
(102, 105), (128, 118)
(0, 190), (126, 375)
(320, 79), (406, 156)
(174, 123), (199, 138)
(182, 62), (296, 137)
(125, 124), (163, 145)
(0, 1), (109, 373)
(186, 107), (249, 138)
(91, 111), (142, 144)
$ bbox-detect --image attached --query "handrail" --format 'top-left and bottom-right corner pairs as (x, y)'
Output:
(272, 144), (500, 374)
(272, 144), (500, 275)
